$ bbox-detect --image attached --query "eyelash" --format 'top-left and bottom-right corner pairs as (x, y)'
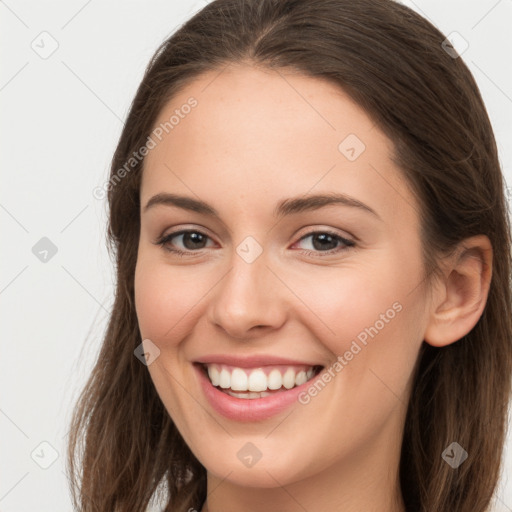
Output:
(154, 229), (355, 258)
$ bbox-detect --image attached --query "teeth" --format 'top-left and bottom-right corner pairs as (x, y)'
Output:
(227, 390), (272, 399)
(282, 368), (296, 389)
(219, 368), (230, 389)
(248, 369), (267, 392)
(231, 368), (248, 391)
(295, 370), (307, 386)
(206, 364), (318, 392)
(268, 369), (283, 390)
(209, 367), (220, 386)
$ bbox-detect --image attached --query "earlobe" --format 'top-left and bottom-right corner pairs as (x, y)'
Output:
(423, 235), (493, 348)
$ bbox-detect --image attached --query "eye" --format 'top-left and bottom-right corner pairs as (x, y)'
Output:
(154, 228), (355, 257)
(293, 230), (355, 257)
(154, 229), (215, 256)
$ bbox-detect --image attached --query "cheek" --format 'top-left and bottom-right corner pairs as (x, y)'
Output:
(134, 258), (212, 345)
(288, 253), (425, 406)
(289, 262), (417, 352)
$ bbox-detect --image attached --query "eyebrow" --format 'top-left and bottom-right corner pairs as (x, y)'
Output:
(143, 192), (381, 220)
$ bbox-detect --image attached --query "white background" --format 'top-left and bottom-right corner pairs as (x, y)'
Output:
(1, 0), (511, 510)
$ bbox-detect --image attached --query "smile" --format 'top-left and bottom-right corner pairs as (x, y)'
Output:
(193, 359), (325, 421)
(202, 363), (322, 398)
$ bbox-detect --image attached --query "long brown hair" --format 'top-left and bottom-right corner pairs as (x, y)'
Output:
(66, 1), (512, 510)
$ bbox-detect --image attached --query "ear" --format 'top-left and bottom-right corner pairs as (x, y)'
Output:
(423, 235), (493, 348)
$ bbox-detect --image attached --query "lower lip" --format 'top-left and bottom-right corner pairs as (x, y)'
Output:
(194, 363), (320, 422)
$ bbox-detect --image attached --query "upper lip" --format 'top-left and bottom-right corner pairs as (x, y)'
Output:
(194, 354), (323, 368)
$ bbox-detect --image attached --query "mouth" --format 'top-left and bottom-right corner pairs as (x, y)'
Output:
(196, 362), (324, 399)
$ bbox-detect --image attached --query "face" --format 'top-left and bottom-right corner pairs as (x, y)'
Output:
(134, 63), (431, 490)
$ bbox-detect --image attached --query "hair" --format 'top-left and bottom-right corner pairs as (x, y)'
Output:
(66, 0), (512, 511)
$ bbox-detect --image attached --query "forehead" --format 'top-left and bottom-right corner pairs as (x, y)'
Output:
(141, 63), (416, 225)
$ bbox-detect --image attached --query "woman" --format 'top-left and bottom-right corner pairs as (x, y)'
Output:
(67, 0), (512, 511)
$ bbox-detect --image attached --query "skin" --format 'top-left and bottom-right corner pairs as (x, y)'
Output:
(134, 62), (492, 512)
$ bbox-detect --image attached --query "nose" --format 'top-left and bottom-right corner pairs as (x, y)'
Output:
(207, 249), (288, 340)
